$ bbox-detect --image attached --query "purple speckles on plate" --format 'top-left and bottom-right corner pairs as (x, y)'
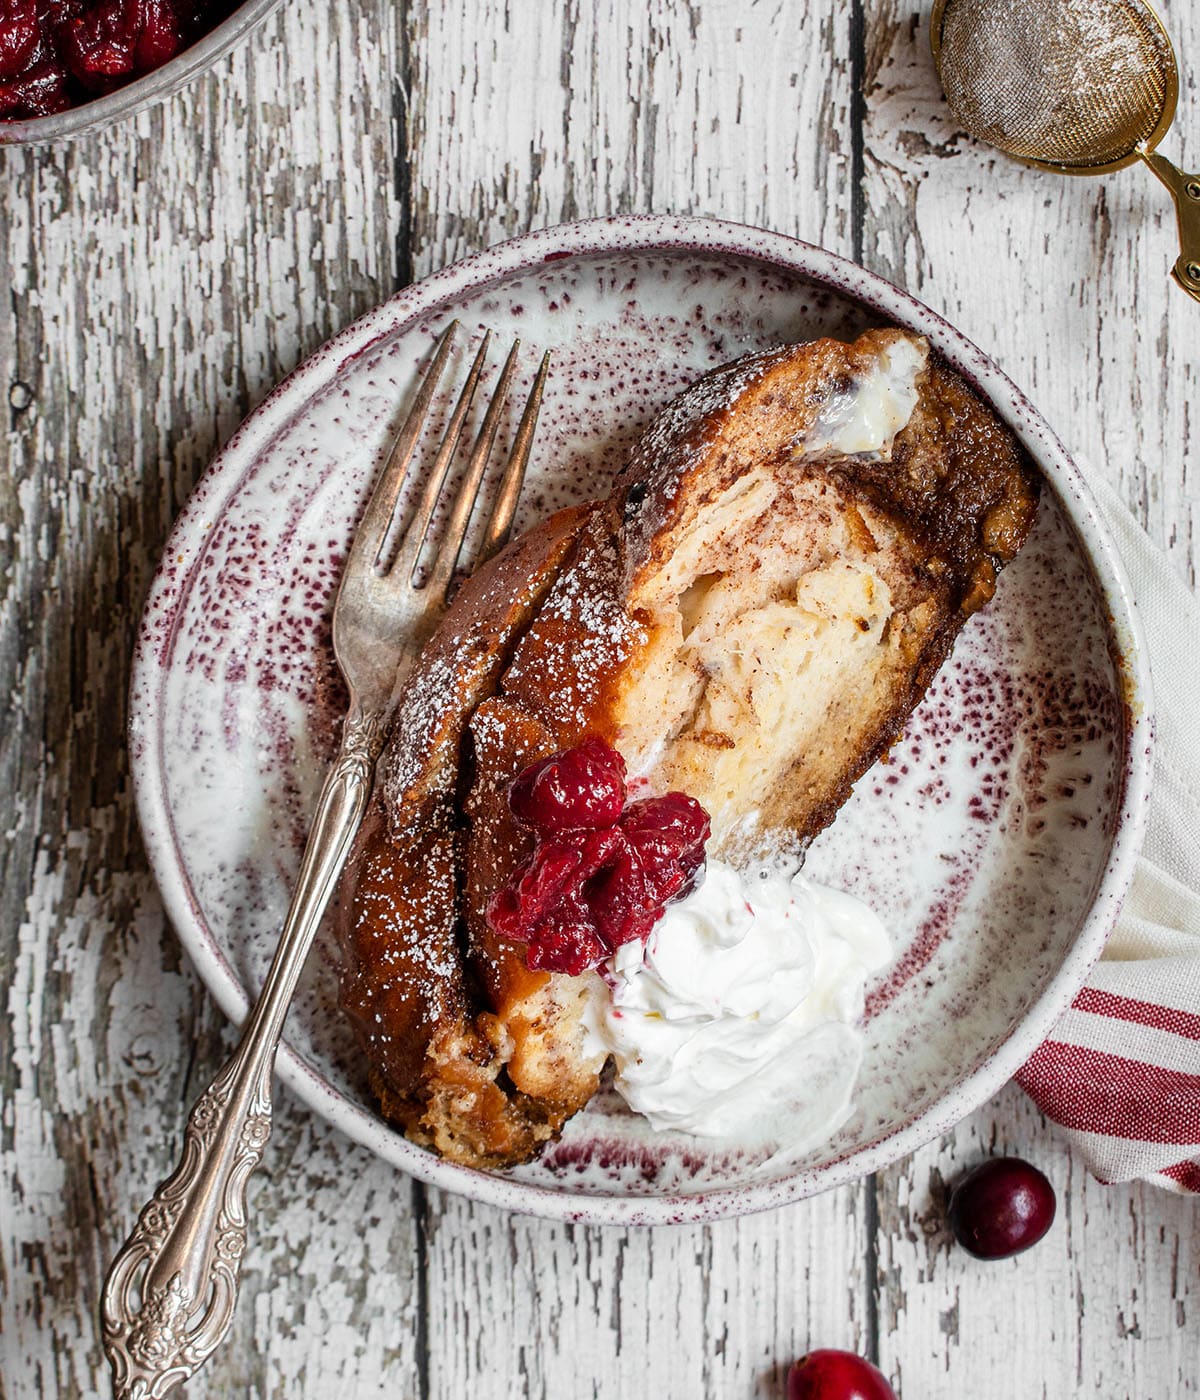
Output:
(129, 217), (1152, 1226)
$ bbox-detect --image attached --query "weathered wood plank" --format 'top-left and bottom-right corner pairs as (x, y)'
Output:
(0, 1), (416, 1394)
(423, 1185), (871, 1400)
(874, 1085), (1200, 1399)
(406, 0), (858, 273)
(861, 4), (1200, 1396)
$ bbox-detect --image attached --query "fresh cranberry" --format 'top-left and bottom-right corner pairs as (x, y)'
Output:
(787, 1350), (896, 1400)
(0, 0), (39, 78)
(508, 736), (627, 834)
(947, 1157), (1056, 1259)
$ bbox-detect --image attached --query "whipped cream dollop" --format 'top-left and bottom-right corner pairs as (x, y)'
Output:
(583, 860), (892, 1153)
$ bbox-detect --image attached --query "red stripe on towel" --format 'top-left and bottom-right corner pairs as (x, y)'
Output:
(1018, 1042), (1200, 1144)
(1160, 1160), (1200, 1193)
(1071, 988), (1200, 1042)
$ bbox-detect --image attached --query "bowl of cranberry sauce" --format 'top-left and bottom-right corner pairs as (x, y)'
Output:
(0, 0), (281, 143)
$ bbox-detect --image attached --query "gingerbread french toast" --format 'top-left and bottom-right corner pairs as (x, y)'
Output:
(335, 328), (1040, 1169)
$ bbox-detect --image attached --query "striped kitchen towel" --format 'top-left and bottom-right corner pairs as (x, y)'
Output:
(1016, 470), (1200, 1193)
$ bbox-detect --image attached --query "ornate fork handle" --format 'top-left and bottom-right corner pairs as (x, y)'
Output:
(101, 703), (388, 1400)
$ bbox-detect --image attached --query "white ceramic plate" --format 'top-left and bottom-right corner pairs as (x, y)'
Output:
(131, 217), (1152, 1225)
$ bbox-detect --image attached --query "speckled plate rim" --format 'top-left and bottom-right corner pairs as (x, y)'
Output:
(130, 215), (1154, 1226)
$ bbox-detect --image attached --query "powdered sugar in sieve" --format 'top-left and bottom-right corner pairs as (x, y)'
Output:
(936, 0), (1173, 167)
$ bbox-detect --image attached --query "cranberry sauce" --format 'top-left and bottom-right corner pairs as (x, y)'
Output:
(486, 737), (710, 975)
(507, 736), (627, 834)
(0, 0), (230, 120)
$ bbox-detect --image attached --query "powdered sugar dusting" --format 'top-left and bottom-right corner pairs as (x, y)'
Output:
(503, 510), (646, 734)
(384, 649), (461, 800)
(618, 348), (793, 572)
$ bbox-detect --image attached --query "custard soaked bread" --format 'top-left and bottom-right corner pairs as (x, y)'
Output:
(336, 328), (1040, 1167)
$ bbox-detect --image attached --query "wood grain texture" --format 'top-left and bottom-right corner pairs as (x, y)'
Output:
(1, 1), (1196, 1397)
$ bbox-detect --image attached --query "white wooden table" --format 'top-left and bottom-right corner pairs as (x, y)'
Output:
(3, 2), (1198, 1396)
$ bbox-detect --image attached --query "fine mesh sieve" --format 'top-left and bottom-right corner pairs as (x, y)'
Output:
(931, 0), (1200, 302)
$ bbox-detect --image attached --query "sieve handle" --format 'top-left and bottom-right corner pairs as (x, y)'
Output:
(1141, 150), (1200, 305)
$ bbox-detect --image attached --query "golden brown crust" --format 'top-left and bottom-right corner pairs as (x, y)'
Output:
(379, 504), (594, 817)
(336, 505), (596, 1166)
(615, 331), (919, 599)
(825, 359), (1038, 610)
(337, 329), (1041, 1168)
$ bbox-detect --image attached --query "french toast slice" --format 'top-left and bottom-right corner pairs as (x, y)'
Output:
(336, 328), (1040, 1168)
(337, 505), (601, 1166)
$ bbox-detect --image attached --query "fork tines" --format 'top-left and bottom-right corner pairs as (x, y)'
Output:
(350, 323), (549, 605)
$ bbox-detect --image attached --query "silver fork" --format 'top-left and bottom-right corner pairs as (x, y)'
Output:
(100, 323), (548, 1400)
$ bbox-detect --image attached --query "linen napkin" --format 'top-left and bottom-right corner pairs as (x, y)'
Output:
(1015, 469), (1200, 1194)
